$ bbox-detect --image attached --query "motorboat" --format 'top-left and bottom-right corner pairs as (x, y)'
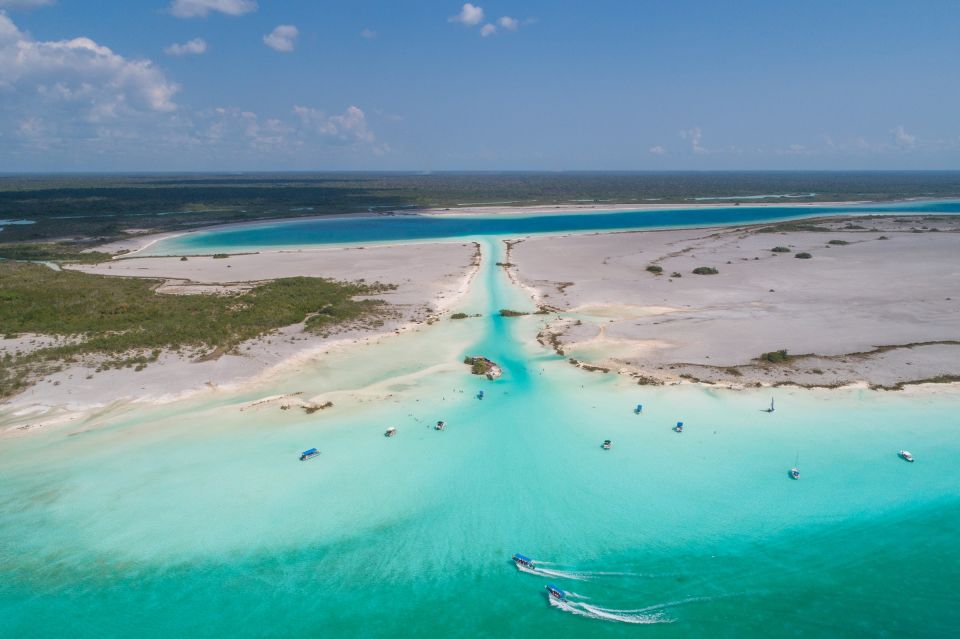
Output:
(602, 439), (612, 450)
(898, 450), (915, 463)
(545, 584), (567, 602)
(673, 421), (684, 433)
(789, 467), (800, 480)
(512, 553), (534, 569)
(385, 427), (397, 437)
(299, 448), (320, 461)
(435, 420), (446, 431)
(477, 390), (485, 400)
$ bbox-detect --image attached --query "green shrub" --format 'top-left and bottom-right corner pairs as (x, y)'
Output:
(692, 267), (719, 275)
(771, 246), (791, 253)
(794, 252), (812, 259)
(646, 265), (663, 274)
(499, 309), (528, 317)
(450, 312), (468, 320)
(670, 272), (682, 278)
(827, 239), (849, 245)
(761, 349), (790, 363)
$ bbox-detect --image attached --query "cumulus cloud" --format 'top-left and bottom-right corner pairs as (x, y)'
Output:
(164, 37), (207, 56)
(449, 3), (484, 26)
(891, 124), (915, 146)
(169, 0), (256, 18)
(480, 23), (496, 37)
(293, 105), (374, 143)
(648, 145), (667, 155)
(0, 12), (179, 114)
(679, 127), (706, 154)
(263, 24), (298, 52)
(360, 27), (376, 40)
(497, 16), (519, 30)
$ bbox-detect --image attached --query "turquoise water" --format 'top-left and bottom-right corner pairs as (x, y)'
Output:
(148, 200), (960, 254)
(2, 238), (960, 637)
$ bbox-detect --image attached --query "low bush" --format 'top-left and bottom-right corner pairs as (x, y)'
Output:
(450, 312), (468, 320)
(761, 349), (791, 363)
(646, 265), (663, 274)
(770, 246), (791, 253)
(827, 239), (849, 245)
(794, 252), (812, 259)
(692, 267), (719, 275)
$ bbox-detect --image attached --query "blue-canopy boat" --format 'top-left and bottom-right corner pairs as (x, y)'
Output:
(512, 553), (534, 569)
(545, 584), (567, 601)
(674, 421), (684, 433)
(299, 448), (320, 461)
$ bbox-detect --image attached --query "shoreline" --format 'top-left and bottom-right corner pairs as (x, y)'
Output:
(95, 196), (959, 258)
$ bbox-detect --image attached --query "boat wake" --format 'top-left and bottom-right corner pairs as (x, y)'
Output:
(516, 560), (646, 581)
(548, 597), (671, 624)
(516, 563), (589, 581)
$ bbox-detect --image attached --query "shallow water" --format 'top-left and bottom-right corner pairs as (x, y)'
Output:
(147, 200), (960, 254)
(2, 237), (959, 637)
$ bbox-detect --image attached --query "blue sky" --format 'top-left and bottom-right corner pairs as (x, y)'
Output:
(1, 0), (958, 171)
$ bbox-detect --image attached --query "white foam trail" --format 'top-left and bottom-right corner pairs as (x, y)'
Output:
(515, 563), (588, 581)
(549, 598), (670, 625)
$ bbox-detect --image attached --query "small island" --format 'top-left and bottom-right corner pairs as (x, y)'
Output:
(463, 355), (503, 380)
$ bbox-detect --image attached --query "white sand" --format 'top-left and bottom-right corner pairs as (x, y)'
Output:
(509, 215), (960, 387)
(1, 241), (480, 423)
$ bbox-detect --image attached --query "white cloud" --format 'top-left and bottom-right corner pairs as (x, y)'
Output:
(360, 28), (377, 40)
(480, 23), (496, 37)
(263, 24), (298, 52)
(293, 105), (374, 143)
(648, 145), (666, 155)
(449, 3), (484, 26)
(497, 16), (519, 30)
(169, 0), (256, 18)
(0, 12), (179, 113)
(0, 0), (54, 8)
(891, 125), (915, 146)
(164, 37), (207, 56)
(679, 127), (706, 154)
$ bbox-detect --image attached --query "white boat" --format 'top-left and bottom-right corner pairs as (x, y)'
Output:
(602, 439), (612, 450)
(435, 420), (446, 431)
(898, 450), (914, 463)
(385, 427), (397, 437)
(790, 452), (800, 479)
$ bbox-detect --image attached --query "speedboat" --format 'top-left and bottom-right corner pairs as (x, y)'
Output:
(385, 427), (397, 437)
(477, 390), (485, 400)
(602, 439), (612, 450)
(634, 403), (643, 414)
(899, 450), (915, 462)
(673, 421), (684, 433)
(435, 420), (446, 431)
(299, 448), (320, 461)
(545, 584), (567, 602)
(789, 467), (800, 480)
(512, 553), (534, 569)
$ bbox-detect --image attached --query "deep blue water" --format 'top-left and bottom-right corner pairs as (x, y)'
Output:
(154, 200), (960, 253)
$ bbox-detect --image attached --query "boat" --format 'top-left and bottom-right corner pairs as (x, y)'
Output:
(299, 447), (320, 461)
(673, 421), (684, 433)
(435, 420), (446, 431)
(790, 452), (800, 479)
(899, 450), (915, 462)
(478, 390), (485, 400)
(634, 403), (643, 414)
(545, 584), (567, 602)
(512, 553), (534, 569)
(385, 427), (397, 437)
(602, 439), (612, 450)
(766, 398), (775, 413)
